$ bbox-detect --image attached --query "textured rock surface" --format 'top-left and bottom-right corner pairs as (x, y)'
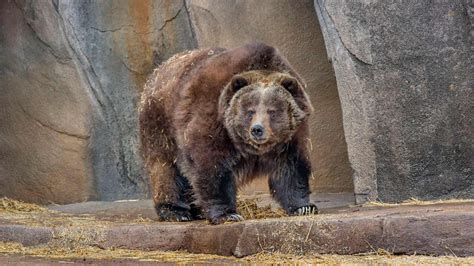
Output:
(186, 0), (353, 194)
(315, 0), (473, 203)
(1, 0), (353, 204)
(48, 193), (355, 218)
(5, 0), (470, 205)
(2, 201), (473, 256)
(0, 0), (196, 203)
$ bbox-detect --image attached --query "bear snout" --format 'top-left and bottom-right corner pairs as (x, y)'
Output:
(250, 123), (269, 143)
(251, 124), (264, 138)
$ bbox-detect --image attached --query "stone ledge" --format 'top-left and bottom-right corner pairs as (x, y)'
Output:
(1, 202), (473, 257)
(0, 225), (53, 247)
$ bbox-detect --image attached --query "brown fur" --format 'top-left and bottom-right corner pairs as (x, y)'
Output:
(139, 43), (316, 224)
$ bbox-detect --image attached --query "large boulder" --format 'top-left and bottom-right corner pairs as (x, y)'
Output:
(315, 0), (473, 202)
(186, 0), (353, 194)
(0, 0), (196, 203)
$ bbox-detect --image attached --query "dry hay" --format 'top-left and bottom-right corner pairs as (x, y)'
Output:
(0, 196), (284, 228)
(0, 241), (235, 264)
(1, 242), (473, 265)
(237, 197), (286, 220)
(0, 197), (47, 213)
(0, 198), (124, 229)
(1, 198), (472, 264)
(243, 251), (474, 265)
(365, 197), (474, 207)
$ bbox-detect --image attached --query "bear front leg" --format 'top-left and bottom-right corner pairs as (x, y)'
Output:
(192, 166), (243, 224)
(269, 154), (318, 216)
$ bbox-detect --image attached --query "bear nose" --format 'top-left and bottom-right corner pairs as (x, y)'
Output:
(251, 124), (265, 138)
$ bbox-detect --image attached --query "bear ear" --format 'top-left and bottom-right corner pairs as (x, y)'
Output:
(218, 75), (249, 119)
(280, 77), (299, 94)
(281, 76), (314, 114)
(230, 75), (249, 92)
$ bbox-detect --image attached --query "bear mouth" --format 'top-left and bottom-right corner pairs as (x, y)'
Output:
(245, 130), (276, 153)
(248, 138), (274, 152)
(233, 130), (275, 155)
(250, 137), (269, 145)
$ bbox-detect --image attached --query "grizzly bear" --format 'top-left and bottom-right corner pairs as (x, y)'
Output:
(139, 43), (317, 224)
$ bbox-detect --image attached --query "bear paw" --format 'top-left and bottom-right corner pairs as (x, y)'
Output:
(155, 204), (193, 222)
(292, 204), (319, 216)
(189, 204), (205, 220)
(210, 213), (244, 225)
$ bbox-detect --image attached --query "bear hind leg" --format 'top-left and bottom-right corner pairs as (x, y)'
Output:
(175, 170), (204, 220)
(149, 161), (193, 222)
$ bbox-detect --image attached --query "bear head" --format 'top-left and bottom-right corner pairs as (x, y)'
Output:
(219, 70), (313, 155)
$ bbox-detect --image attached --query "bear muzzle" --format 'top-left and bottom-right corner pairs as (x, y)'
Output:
(250, 123), (269, 144)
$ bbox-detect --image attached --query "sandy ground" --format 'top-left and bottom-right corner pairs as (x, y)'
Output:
(1, 197), (474, 265)
(1, 249), (473, 265)
(1, 241), (473, 265)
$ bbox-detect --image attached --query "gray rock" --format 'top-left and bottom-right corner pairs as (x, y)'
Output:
(0, 0), (196, 203)
(315, 0), (473, 203)
(56, 0), (196, 201)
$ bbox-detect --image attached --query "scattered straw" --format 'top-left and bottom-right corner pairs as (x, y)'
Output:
(1, 242), (473, 265)
(0, 242), (24, 253)
(365, 198), (474, 207)
(0, 241), (234, 263)
(0, 198), (47, 213)
(243, 251), (474, 265)
(133, 216), (154, 224)
(1, 198), (473, 264)
(237, 198), (286, 220)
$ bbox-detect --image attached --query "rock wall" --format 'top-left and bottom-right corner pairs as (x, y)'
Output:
(6, 0), (470, 204)
(187, 0), (354, 193)
(0, 0), (196, 203)
(1, 0), (354, 204)
(315, 0), (473, 203)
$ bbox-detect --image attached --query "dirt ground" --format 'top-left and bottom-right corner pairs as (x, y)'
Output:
(1, 242), (473, 265)
(1, 197), (474, 265)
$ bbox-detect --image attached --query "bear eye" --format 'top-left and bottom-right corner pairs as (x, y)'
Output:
(268, 109), (277, 118)
(246, 110), (255, 118)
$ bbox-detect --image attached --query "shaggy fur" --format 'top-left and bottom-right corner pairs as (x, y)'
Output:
(139, 43), (317, 224)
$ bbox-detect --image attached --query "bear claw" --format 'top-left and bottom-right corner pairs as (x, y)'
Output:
(293, 205), (319, 216)
(227, 213), (244, 222)
(176, 215), (192, 222)
(158, 212), (193, 222)
(155, 204), (193, 222)
(210, 213), (244, 225)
